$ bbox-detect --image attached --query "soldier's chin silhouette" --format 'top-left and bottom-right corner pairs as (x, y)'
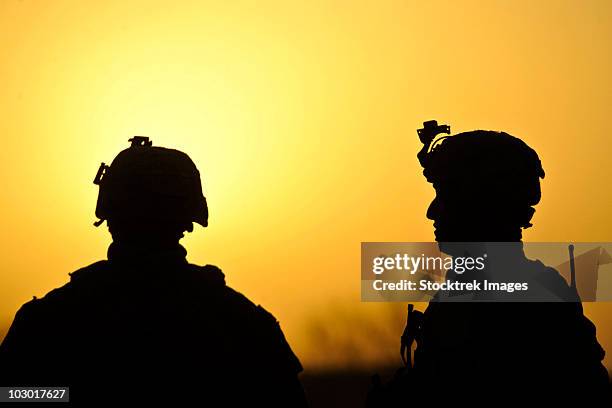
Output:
(0, 138), (308, 406)
(429, 192), (530, 243)
(428, 181), (534, 262)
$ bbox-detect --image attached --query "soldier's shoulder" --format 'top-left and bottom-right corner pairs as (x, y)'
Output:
(215, 292), (303, 373)
(185, 263), (227, 287)
(528, 260), (578, 302)
(66, 260), (110, 283)
(185, 263), (286, 326)
(222, 286), (275, 324)
(530, 260), (566, 282)
(187, 264), (280, 319)
(185, 263), (258, 309)
(250, 303), (304, 373)
(18, 261), (110, 313)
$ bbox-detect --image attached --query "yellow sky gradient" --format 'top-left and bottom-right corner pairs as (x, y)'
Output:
(1, 0), (611, 370)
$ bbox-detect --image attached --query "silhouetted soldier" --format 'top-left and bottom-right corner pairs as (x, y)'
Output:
(0, 137), (308, 405)
(369, 122), (610, 406)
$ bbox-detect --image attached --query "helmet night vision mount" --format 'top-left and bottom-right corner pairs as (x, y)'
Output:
(416, 120), (451, 169)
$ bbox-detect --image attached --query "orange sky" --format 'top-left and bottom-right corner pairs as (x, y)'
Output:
(1, 0), (611, 370)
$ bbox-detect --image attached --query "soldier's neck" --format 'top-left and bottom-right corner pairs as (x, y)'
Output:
(112, 237), (183, 251)
(107, 239), (187, 264)
(467, 227), (523, 242)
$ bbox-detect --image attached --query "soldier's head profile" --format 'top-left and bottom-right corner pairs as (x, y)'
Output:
(93, 137), (208, 245)
(418, 125), (545, 242)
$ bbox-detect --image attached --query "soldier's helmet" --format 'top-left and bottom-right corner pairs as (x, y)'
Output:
(93, 136), (208, 228)
(417, 121), (545, 229)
